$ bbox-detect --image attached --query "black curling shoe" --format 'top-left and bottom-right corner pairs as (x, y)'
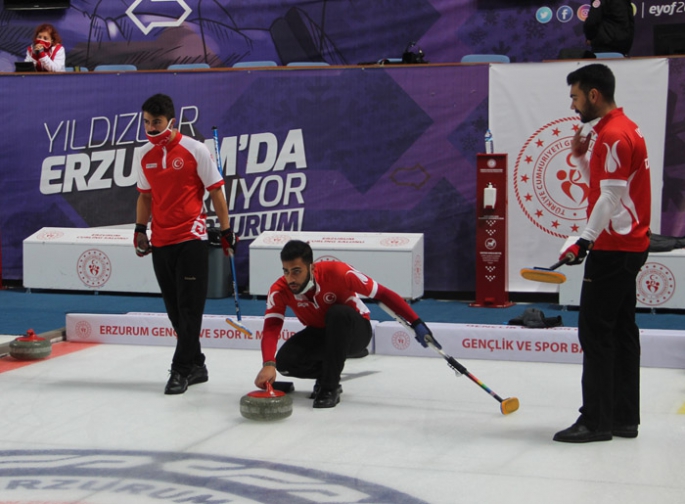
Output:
(164, 370), (189, 395)
(309, 381), (343, 399)
(613, 424), (638, 438)
(313, 388), (341, 408)
(553, 423), (612, 443)
(188, 364), (208, 386)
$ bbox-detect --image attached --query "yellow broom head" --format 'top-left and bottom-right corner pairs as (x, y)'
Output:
(520, 268), (566, 284)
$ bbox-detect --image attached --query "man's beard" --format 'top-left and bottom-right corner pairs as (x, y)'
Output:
(291, 270), (315, 294)
(577, 102), (600, 123)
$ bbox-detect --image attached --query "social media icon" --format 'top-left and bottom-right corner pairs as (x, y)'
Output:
(557, 6), (574, 22)
(577, 5), (591, 21)
(536, 7), (553, 24)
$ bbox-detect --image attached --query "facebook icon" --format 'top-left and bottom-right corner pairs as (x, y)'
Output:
(557, 5), (574, 22)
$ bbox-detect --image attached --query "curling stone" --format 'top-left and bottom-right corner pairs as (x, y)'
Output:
(240, 381), (293, 421)
(9, 329), (52, 360)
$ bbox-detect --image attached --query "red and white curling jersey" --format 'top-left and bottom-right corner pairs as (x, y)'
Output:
(265, 261), (375, 328)
(588, 108), (651, 252)
(260, 261), (419, 362)
(135, 133), (224, 247)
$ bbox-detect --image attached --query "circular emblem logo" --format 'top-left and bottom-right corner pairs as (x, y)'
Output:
(323, 292), (337, 304)
(0, 450), (424, 503)
(73, 320), (93, 340)
(577, 4), (591, 21)
(413, 255), (423, 285)
(392, 330), (411, 350)
(76, 249), (112, 288)
(380, 236), (410, 247)
(263, 234), (292, 245)
(484, 237), (497, 250)
(536, 6), (553, 23)
(316, 254), (340, 262)
(556, 5), (574, 22)
(514, 118), (594, 238)
(636, 262), (675, 306)
(171, 157), (184, 170)
(36, 230), (64, 240)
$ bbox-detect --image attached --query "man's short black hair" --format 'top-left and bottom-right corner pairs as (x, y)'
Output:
(280, 240), (313, 265)
(142, 93), (176, 120)
(566, 63), (616, 103)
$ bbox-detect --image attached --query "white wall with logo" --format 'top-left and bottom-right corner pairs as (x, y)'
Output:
(489, 60), (669, 292)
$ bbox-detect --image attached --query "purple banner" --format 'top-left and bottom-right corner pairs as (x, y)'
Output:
(1, 1), (684, 73)
(0, 66), (489, 291)
(662, 58), (685, 236)
(1, 0), (684, 292)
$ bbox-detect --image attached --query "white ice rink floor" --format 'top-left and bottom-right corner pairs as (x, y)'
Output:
(1, 342), (684, 504)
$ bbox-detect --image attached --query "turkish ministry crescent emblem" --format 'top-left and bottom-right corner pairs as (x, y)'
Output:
(76, 249), (112, 288)
(392, 330), (411, 350)
(636, 262), (676, 306)
(514, 117), (595, 238)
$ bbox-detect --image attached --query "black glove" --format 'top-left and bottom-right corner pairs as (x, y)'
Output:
(134, 224), (151, 257)
(560, 238), (593, 265)
(220, 227), (238, 256)
(411, 318), (441, 349)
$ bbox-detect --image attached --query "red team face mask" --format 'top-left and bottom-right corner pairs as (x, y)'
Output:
(34, 38), (51, 50)
(146, 119), (174, 146)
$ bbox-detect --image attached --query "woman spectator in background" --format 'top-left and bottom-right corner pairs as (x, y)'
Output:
(25, 23), (66, 72)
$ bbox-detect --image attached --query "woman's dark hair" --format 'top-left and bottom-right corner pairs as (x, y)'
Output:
(34, 23), (62, 45)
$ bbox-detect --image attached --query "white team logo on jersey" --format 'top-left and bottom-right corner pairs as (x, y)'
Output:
(266, 291), (277, 310)
(346, 268), (369, 285)
(172, 157), (184, 170)
(606, 168), (640, 236)
(190, 219), (206, 238)
(603, 141), (621, 174)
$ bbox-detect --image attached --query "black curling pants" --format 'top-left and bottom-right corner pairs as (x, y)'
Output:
(576, 248), (648, 432)
(152, 240), (209, 376)
(275, 305), (372, 390)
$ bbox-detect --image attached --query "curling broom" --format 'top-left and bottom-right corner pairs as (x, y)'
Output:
(212, 126), (252, 337)
(520, 257), (571, 284)
(379, 303), (519, 415)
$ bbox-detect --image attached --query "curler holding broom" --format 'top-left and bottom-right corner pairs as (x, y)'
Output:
(549, 64), (651, 443)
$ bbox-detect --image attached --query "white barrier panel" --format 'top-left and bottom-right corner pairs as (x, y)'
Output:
(23, 227), (160, 293)
(375, 322), (584, 364)
(249, 231), (424, 299)
(374, 321), (685, 369)
(66, 313), (300, 350)
(558, 236), (685, 309)
(66, 312), (377, 354)
(66, 312), (685, 369)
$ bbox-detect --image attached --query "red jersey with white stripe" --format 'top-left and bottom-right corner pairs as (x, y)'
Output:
(588, 108), (650, 251)
(265, 261), (375, 328)
(260, 261), (420, 362)
(135, 133), (224, 247)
